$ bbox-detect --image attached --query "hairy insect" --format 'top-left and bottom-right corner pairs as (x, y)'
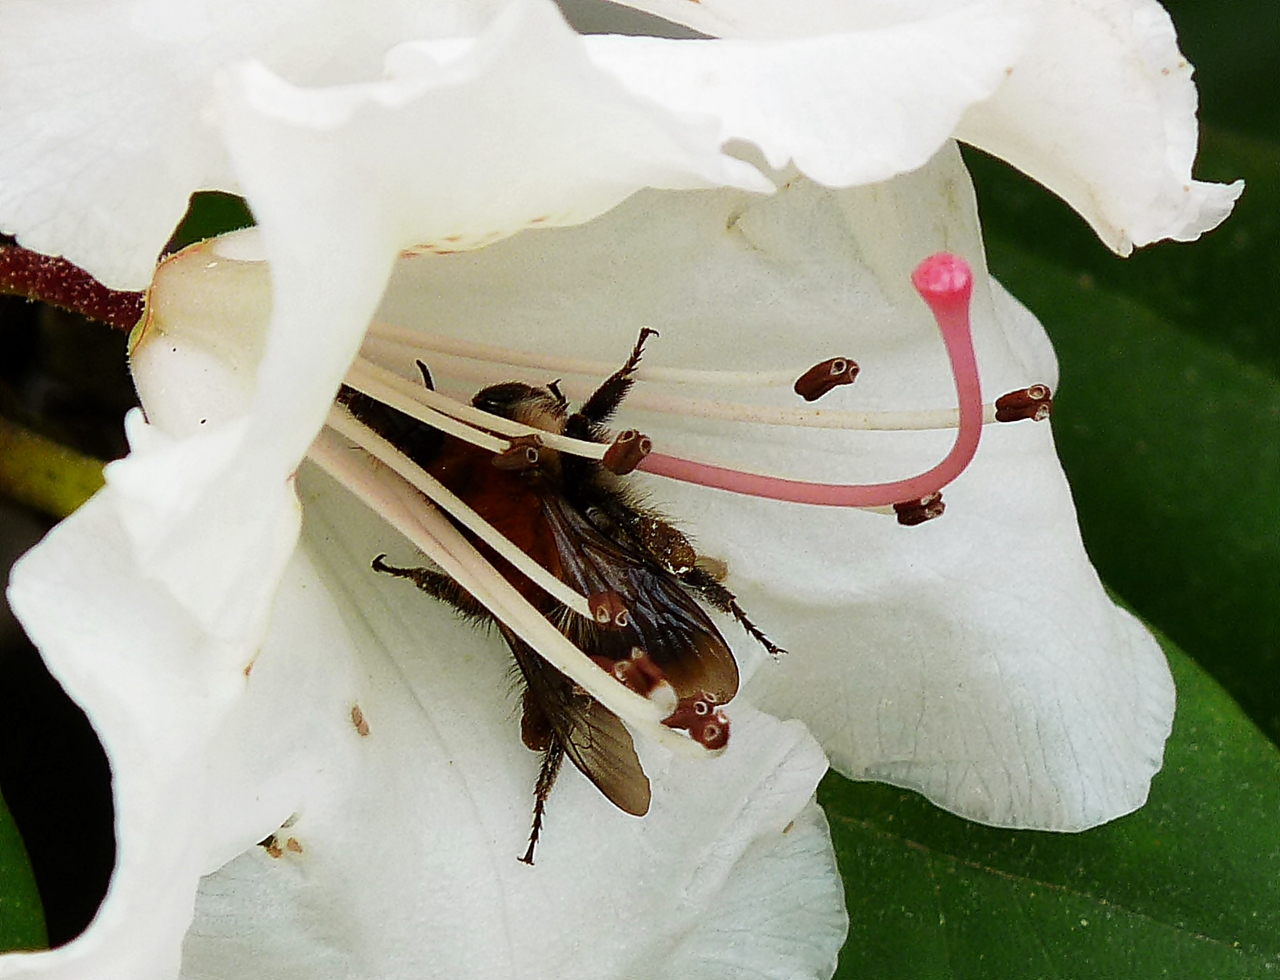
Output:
(338, 330), (779, 863)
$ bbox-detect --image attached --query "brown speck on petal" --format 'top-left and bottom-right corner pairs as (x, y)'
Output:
(286, 837), (303, 854)
(351, 704), (371, 737)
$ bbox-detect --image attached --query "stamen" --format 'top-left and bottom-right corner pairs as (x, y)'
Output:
(362, 332), (1044, 435)
(326, 405), (593, 620)
(588, 591), (630, 628)
(601, 429), (652, 475)
(345, 359), (509, 455)
(347, 356), (607, 460)
(365, 320), (805, 387)
(662, 695), (731, 751)
(491, 435), (543, 472)
(308, 428), (714, 758)
(894, 492), (946, 526)
(793, 357), (860, 402)
(634, 253), (983, 508)
(996, 385), (1054, 422)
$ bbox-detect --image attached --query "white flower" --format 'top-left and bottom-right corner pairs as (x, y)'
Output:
(0, 0), (1239, 978)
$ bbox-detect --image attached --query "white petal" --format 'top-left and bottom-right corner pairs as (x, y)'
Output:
(732, 421), (1176, 831)
(955, 0), (1242, 252)
(608, 0), (1240, 251)
(369, 142), (1170, 828)
(2, 453), (844, 980)
(0, 0), (490, 289)
(3, 494), (253, 980)
(215, 0), (769, 262)
(585, 1), (1029, 187)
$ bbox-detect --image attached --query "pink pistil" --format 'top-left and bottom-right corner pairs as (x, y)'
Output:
(637, 253), (983, 507)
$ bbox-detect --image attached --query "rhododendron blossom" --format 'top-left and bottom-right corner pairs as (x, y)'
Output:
(0, 0), (1239, 977)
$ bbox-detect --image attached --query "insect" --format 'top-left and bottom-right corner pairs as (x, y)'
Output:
(337, 329), (781, 863)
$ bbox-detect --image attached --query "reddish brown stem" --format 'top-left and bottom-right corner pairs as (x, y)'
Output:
(0, 243), (145, 331)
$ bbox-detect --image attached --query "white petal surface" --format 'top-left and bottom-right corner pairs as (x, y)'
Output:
(0, 0), (490, 289)
(585, 2), (1028, 187)
(173, 468), (844, 980)
(2, 430), (843, 980)
(608, 0), (1241, 251)
(368, 143), (1171, 828)
(954, 0), (1243, 253)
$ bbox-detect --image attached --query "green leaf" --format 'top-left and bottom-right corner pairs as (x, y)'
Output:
(0, 787), (45, 953)
(823, 636), (1280, 979)
(168, 191), (255, 253)
(965, 125), (1280, 378)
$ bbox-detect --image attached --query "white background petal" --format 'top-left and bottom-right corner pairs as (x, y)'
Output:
(0, 0), (500, 289)
(605, 0), (1240, 250)
(584, 1), (1029, 186)
(954, 0), (1243, 253)
(2, 462), (844, 980)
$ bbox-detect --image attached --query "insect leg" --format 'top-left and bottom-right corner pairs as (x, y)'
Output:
(565, 327), (658, 436)
(519, 739), (565, 865)
(370, 554), (490, 621)
(680, 566), (788, 657)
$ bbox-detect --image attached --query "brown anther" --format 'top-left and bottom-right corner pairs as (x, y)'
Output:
(590, 648), (669, 700)
(602, 429), (652, 475)
(492, 434), (543, 471)
(663, 693), (731, 750)
(793, 356), (861, 402)
(894, 491), (945, 526)
(588, 591), (629, 628)
(995, 385), (1053, 422)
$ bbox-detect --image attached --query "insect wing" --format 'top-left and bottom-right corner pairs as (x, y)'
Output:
(504, 628), (652, 816)
(540, 495), (739, 704)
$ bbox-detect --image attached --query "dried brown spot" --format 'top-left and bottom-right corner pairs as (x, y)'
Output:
(285, 837), (303, 854)
(351, 704), (371, 737)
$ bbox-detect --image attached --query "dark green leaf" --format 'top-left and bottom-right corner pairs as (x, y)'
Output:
(824, 637), (1280, 979)
(0, 786), (45, 953)
(965, 126), (1280, 377)
(167, 191), (255, 254)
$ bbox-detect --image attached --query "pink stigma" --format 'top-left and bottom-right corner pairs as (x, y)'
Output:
(637, 252), (983, 507)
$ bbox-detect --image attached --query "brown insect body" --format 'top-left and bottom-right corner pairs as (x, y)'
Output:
(339, 332), (773, 862)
